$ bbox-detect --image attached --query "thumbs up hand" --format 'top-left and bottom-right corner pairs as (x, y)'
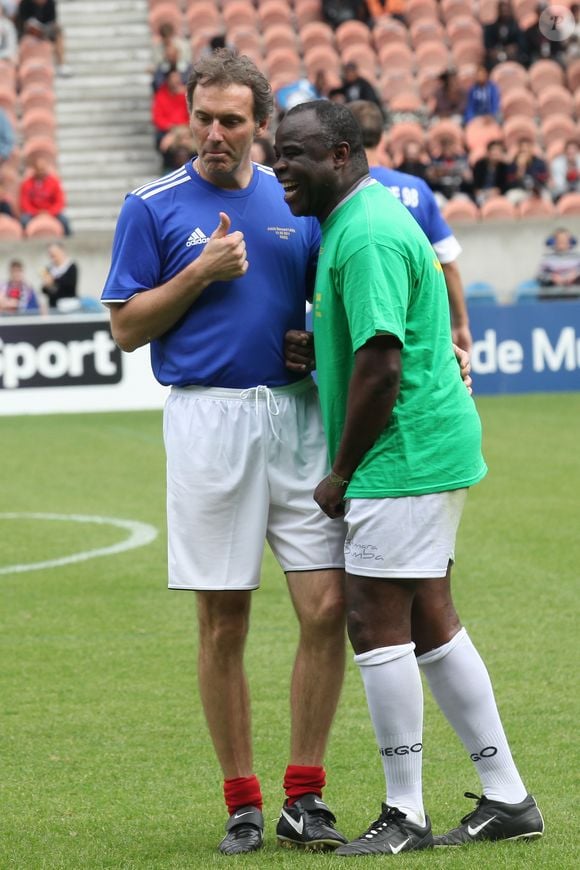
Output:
(198, 211), (248, 282)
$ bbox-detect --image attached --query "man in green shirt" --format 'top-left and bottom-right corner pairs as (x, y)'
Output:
(275, 100), (543, 855)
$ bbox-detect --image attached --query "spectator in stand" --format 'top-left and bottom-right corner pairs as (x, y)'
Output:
(505, 138), (550, 205)
(536, 228), (580, 289)
(15, 0), (71, 76)
(152, 20), (190, 72)
(0, 107), (15, 164)
(0, 259), (41, 314)
(520, 5), (567, 67)
(152, 27), (192, 92)
(426, 136), (474, 205)
(19, 155), (71, 235)
(337, 61), (382, 109)
(483, 0), (524, 68)
(472, 139), (510, 205)
(0, 6), (17, 60)
(40, 241), (78, 309)
(322, 0), (370, 29)
(550, 140), (580, 201)
(427, 70), (467, 125)
(395, 141), (428, 180)
(152, 67), (190, 151)
(250, 135), (276, 167)
(463, 66), (501, 124)
(365, 0), (406, 25)
(0, 178), (16, 216)
(159, 124), (196, 173)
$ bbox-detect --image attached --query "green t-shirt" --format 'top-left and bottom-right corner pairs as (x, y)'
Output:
(314, 180), (487, 498)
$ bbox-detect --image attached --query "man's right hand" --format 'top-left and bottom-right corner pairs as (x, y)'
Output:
(197, 212), (248, 283)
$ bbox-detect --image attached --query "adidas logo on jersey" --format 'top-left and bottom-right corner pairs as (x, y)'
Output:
(186, 227), (209, 247)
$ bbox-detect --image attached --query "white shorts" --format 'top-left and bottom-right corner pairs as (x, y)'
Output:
(343, 489), (468, 579)
(163, 379), (346, 591)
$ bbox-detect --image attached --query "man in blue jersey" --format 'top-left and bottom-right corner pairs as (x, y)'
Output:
(347, 100), (473, 354)
(101, 50), (348, 856)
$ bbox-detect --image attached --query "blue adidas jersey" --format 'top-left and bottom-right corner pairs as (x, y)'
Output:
(102, 161), (321, 388)
(369, 166), (453, 247)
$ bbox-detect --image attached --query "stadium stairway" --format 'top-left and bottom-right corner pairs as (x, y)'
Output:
(55, 0), (161, 234)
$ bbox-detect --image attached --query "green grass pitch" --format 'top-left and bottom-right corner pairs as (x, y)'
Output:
(1, 393), (578, 869)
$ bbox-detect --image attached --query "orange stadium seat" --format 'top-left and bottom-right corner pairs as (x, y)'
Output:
(528, 59), (565, 95)
(478, 0), (499, 24)
(451, 38), (484, 68)
(446, 15), (483, 43)
(186, 3), (221, 32)
(517, 197), (556, 218)
(405, 0), (439, 25)
(294, 0), (323, 29)
(441, 198), (480, 223)
(299, 21), (334, 54)
(0, 214), (24, 240)
(340, 44), (378, 80)
(17, 35), (53, 64)
(389, 90), (424, 114)
(265, 46), (302, 80)
(191, 28), (225, 59)
(556, 192), (580, 216)
(226, 27), (263, 58)
(566, 57), (580, 93)
(409, 18), (445, 48)
(464, 116), (504, 151)
(0, 85), (16, 115)
(258, 0), (293, 29)
(372, 17), (409, 52)
(23, 213), (65, 239)
(513, 0), (538, 24)
(17, 57), (55, 92)
(503, 116), (538, 150)
(426, 119), (465, 152)
(416, 41), (452, 75)
(440, 0), (474, 22)
(490, 61), (528, 93)
(500, 87), (537, 120)
(380, 70), (417, 102)
(148, 2), (183, 35)
(480, 196), (517, 221)
(22, 134), (58, 166)
(19, 83), (56, 114)
(541, 115), (577, 149)
(21, 108), (56, 139)
(388, 121), (426, 153)
(335, 19), (372, 51)
(537, 85), (574, 121)
(378, 42), (415, 72)
(263, 25), (297, 54)
(222, 2), (257, 31)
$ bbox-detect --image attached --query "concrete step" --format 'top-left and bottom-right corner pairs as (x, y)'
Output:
(56, 73), (151, 93)
(59, 149), (158, 170)
(57, 97), (152, 115)
(60, 0), (148, 15)
(65, 47), (152, 65)
(64, 21), (151, 39)
(58, 122), (153, 142)
(61, 164), (159, 184)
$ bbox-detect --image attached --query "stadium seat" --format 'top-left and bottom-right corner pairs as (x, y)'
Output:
(0, 85), (16, 116)
(148, 2), (183, 35)
(440, 0), (474, 22)
(503, 116), (538, 150)
(265, 47), (302, 81)
(537, 85), (574, 122)
(514, 278), (540, 303)
(480, 196), (517, 221)
(19, 83), (56, 114)
(340, 44), (378, 79)
(0, 214), (24, 240)
(223, 2), (257, 31)
(22, 135), (58, 165)
(446, 15), (483, 42)
(517, 197), (556, 218)
(540, 115), (577, 150)
(464, 116), (504, 151)
(226, 27), (263, 59)
(299, 21), (334, 55)
(293, 0), (323, 29)
(500, 87), (537, 121)
(465, 280), (499, 303)
(416, 41), (451, 75)
(380, 70), (417, 102)
(478, 0), (499, 23)
(409, 19), (445, 48)
(426, 119), (465, 152)
(388, 121), (425, 153)
(389, 90), (424, 115)
(17, 35), (54, 64)
(21, 108), (56, 140)
(372, 18), (409, 51)
(441, 198), (480, 223)
(23, 213), (65, 239)
(17, 57), (55, 92)
(335, 19), (372, 51)
(258, 0), (292, 29)
(490, 61), (528, 94)
(450, 38), (484, 68)
(405, 0), (439, 24)
(303, 45), (341, 78)
(566, 57), (580, 93)
(556, 192), (580, 216)
(191, 28), (225, 60)
(378, 42), (415, 72)
(263, 25), (298, 54)
(529, 59), (565, 96)
(185, 3), (221, 32)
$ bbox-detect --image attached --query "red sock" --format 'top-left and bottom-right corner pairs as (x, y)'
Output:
(283, 764), (326, 805)
(223, 775), (263, 815)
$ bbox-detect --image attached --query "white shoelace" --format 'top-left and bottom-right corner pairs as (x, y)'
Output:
(240, 385), (281, 441)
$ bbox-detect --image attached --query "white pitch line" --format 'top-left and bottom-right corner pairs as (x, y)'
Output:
(0, 513), (158, 575)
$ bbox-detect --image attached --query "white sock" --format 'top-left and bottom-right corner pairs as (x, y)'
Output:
(417, 628), (527, 804)
(355, 643), (425, 826)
